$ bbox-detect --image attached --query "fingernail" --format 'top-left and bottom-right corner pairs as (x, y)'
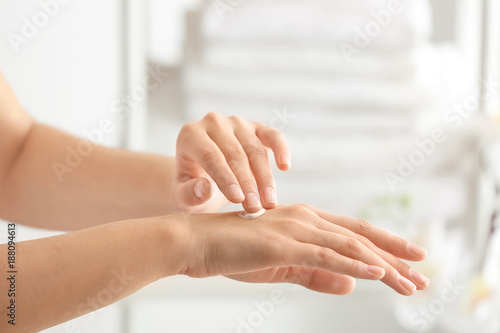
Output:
(366, 265), (385, 277)
(264, 187), (277, 203)
(409, 269), (430, 286)
(280, 154), (291, 167)
(399, 276), (417, 294)
(407, 242), (427, 257)
(194, 181), (205, 199)
(246, 192), (261, 208)
(229, 184), (245, 201)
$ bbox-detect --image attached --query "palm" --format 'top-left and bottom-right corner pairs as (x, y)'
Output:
(226, 266), (356, 295)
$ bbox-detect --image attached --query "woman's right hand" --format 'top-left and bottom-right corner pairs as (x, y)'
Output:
(174, 204), (429, 296)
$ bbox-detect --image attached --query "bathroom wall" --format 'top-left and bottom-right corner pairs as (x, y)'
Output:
(0, 0), (499, 332)
(0, 1), (124, 332)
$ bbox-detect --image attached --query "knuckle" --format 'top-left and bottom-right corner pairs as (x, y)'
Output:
(297, 203), (314, 210)
(393, 259), (411, 273)
(239, 180), (256, 190)
(201, 149), (222, 164)
(289, 204), (311, 216)
(355, 234), (372, 247)
(268, 128), (286, 142)
(244, 144), (268, 157)
(345, 238), (363, 253)
(179, 122), (197, 135)
(203, 112), (221, 122)
(272, 127), (285, 138)
(350, 259), (363, 273)
(262, 125), (278, 134)
(225, 147), (247, 162)
(392, 235), (405, 248)
(355, 219), (372, 233)
(315, 247), (332, 262)
(215, 173), (232, 186)
(228, 115), (246, 125)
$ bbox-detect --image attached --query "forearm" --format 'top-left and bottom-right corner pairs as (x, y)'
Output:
(0, 72), (34, 185)
(0, 215), (185, 333)
(0, 123), (177, 230)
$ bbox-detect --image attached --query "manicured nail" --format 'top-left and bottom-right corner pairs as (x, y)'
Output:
(194, 181), (205, 199)
(264, 187), (277, 203)
(409, 269), (430, 286)
(229, 184), (245, 201)
(280, 154), (291, 167)
(407, 242), (427, 257)
(399, 276), (417, 294)
(246, 192), (261, 208)
(366, 265), (385, 277)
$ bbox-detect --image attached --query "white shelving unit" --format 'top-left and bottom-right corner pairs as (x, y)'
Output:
(41, 0), (494, 332)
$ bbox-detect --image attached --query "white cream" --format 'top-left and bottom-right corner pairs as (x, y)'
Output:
(238, 208), (266, 220)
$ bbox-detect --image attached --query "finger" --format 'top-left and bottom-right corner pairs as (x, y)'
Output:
(300, 205), (428, 291)
(282, 242), (385, 281)
(301, 204), (427, 261)
(173, 177), (212, 211)
(272, 266), (356, 295)
(296, 227), (416, 296)
(187, 133), (245, 204)
(255, 123), (291, 171)
(206, 123), (263, 213)
(230, 117), (277, 209)
(308, 217), (430, 290)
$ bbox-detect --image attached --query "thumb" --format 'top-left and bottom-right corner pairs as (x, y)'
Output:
(175, 177), (213, 209)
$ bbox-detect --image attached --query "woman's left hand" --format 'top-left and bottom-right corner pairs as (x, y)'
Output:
(172, 112), (291, 214)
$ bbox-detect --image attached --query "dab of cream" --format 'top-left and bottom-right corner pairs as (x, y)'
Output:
(238, 209), (266, 220)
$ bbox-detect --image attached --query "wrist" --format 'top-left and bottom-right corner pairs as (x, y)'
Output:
(154, 214), (194, 278)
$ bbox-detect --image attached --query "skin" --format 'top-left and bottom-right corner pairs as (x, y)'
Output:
(0, 70), (429, 332)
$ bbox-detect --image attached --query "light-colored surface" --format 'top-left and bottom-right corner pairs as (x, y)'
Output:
(0, 1), (124, 332)
(0, 0), (498, 332)
(126, 276), (402, 333)
(0, 0), (124, 147)
(124, 0), (149, 151)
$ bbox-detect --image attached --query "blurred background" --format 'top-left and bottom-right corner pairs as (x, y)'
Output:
(1, 0), (500, 332)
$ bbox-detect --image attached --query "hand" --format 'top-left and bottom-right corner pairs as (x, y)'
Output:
(172, 112), (291, 214)
(179, 204), (429, 296)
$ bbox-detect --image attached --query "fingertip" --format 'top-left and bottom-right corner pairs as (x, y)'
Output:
(228, 184), (245, 203)
(366, 265), (385, 280)
(278, 154), (291, 170)
(262, 187), (277, 208)
(245, 192), (262, 211)
(407, 242), (428, 259)
(194, 179), (212, 200)
(331, 275), (356, 296)
(334, 277), (356, 295)
(175, 178), (213, 210)
(398, 276), (417, 296)
(279, 164), (291, 171)
(229, 197), (245, 204)
(409, 269), (430, 289)
(193, 180), (205, 200)
(262, 201), (278, 210)
(243, 205), (264, 214)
